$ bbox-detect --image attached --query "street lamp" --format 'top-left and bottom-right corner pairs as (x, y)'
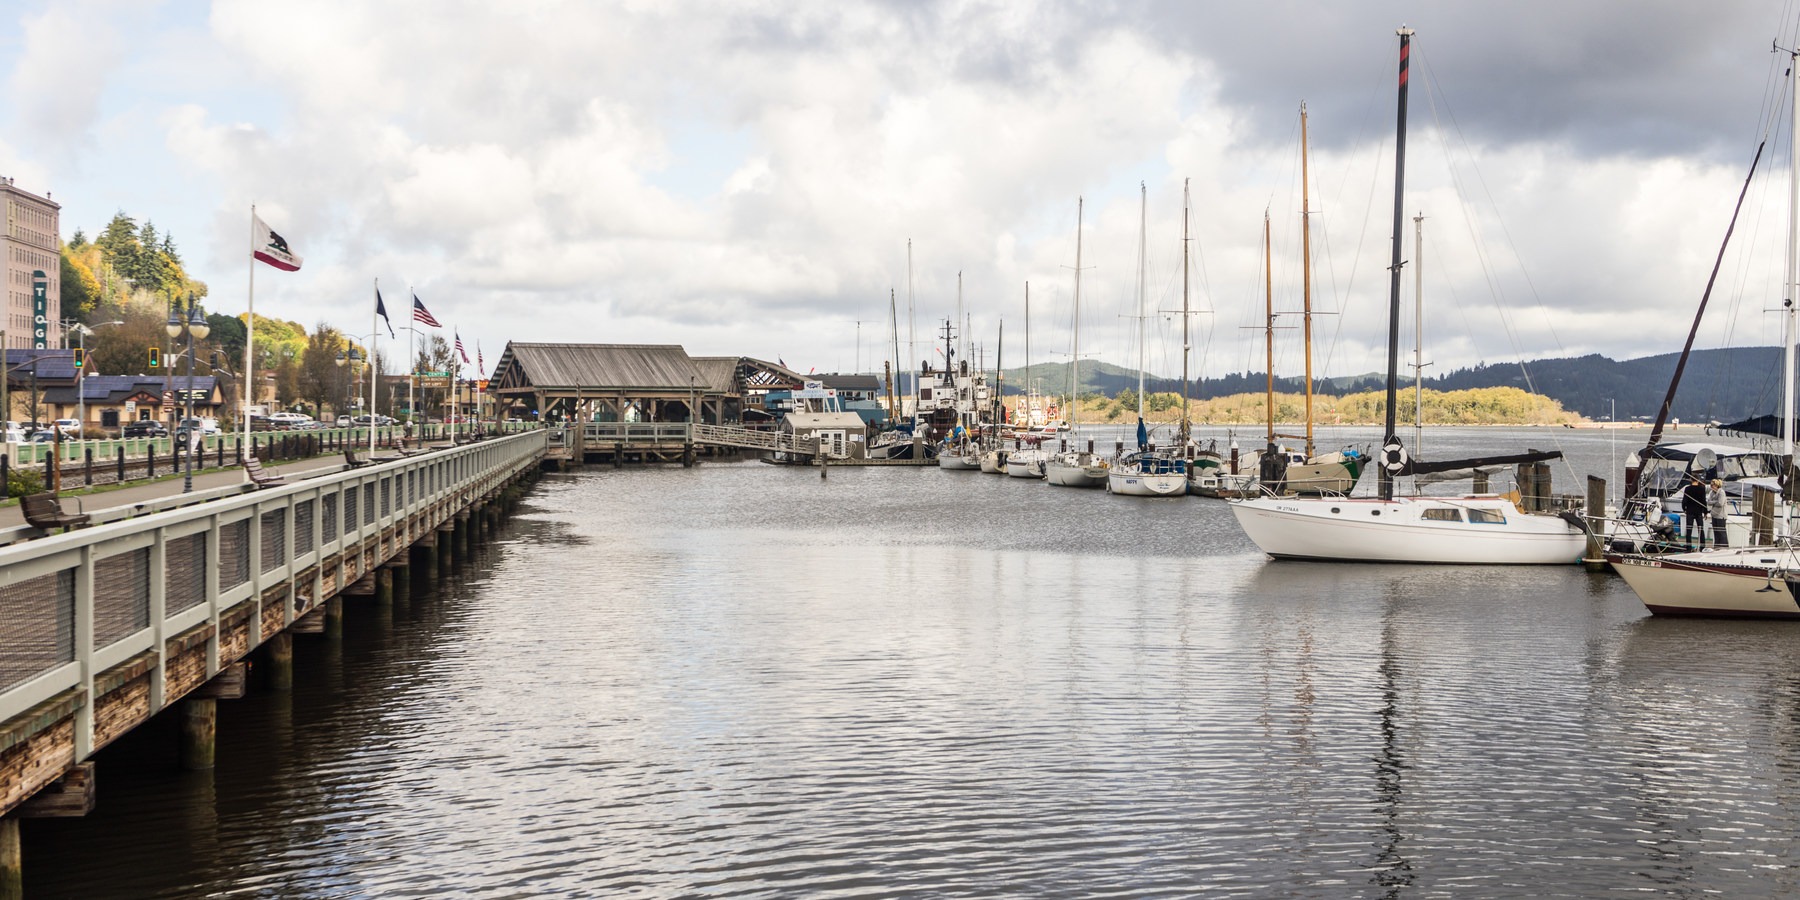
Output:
(166, 294), (210, 492)
(335, 347), (364, 424)
(65, 319), (123, 439)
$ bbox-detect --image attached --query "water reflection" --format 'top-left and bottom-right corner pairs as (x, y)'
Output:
(22, 445), (1800, 897)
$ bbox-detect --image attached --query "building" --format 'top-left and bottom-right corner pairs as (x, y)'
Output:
(42, 374), (223, 433)
(782, 410), (868, 460)
(488, 343), (796, 426)
(1, 178), (60, 351)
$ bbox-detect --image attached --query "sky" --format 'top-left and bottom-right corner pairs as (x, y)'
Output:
(4, 0), (1800, 385)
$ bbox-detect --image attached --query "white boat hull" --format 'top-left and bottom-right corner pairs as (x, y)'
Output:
(1230, 495), (1587, 565)
(1610, 547), (1800, 617)
(1005, 450), (1046, 479)
(980, 451), (1005, 474)
(1108, 471), (1187, 496)
(938, 454), (979, 470)
(1045, 460), (1106, 488)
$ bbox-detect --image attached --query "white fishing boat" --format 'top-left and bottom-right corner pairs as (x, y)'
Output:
(1045, 197), (1107, 489)
(1230, 28), (1585, 565)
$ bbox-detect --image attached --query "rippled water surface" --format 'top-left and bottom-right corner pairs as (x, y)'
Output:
(24, 427), (1800, 897)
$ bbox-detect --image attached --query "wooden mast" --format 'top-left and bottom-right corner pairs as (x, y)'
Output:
(1301, 101), (1316, 459)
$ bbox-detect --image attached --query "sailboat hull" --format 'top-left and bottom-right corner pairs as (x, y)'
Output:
(1609, 548), (1800, 617)
(1282, 461), (1359, 495)
(1045, 460), (1107, 488)
(1108, 471), (1187, 496)
(938, 454), (979, 471)
(1231, 496), (1586, 564)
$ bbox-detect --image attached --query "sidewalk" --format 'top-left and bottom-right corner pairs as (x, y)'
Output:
(0, 454), (356, 531)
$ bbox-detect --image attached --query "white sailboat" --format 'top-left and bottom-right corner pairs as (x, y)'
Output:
(1006, 281), (1047, 479)
(1046, 197), (1108, 489)
(1110, 182), (1190, 497)
(1229, 29), (1586, 565)
(1609, 44), (1800, 616)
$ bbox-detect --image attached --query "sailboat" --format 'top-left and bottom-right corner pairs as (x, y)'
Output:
(1228, 27), (1585, 565)
(1110, 181), (1191, 497)
(1046, 197), (1108, 488)
(1607, 44), (1800, 615)
(1006, 281), (1048, 479)
(1263, 103), (1367, 496)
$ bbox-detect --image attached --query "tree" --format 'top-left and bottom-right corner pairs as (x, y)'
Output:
(59, 250), (101, 320)
(412, 335), (457, 420)
(205, 313), (247, 362)
(298, 324), (345, 417)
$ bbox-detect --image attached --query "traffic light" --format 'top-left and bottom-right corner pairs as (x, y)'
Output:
(148, 347), (161, 368)
(72, 348), (84, 368)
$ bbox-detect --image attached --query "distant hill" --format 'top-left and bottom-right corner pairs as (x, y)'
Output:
(993, 347), (1787, 423)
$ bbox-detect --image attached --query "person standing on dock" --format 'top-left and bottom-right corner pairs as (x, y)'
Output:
(1707, 478), (1729, 549)
(1681, 474), (1709, 548)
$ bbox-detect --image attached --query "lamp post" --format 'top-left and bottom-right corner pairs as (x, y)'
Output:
(335, 347), (364, 426)
(166, 294), (210, 493)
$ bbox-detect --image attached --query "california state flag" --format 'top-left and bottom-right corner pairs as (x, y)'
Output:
(251, 212), (302, 272)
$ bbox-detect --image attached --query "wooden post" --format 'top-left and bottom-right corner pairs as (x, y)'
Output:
(375, 568), (393, 606)
(415, 539), (437, 582)
(1754, 486), (1776, 545)
(265, 632), (293, 692)
(181, 698), (217, 770)
(325, 596), (344, 640)
(391, 561), (411, 599)
(1584, 475), (1607, 569)
(0, 816), (19, 900)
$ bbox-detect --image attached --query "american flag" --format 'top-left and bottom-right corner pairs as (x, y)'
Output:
(477, 342), (483, 373)
(454, 330), (470, 364)
(412, 293), (441, 327)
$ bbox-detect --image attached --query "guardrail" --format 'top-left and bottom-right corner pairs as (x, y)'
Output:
(0, 429), (546, 812)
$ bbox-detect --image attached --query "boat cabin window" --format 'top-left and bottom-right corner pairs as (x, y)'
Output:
(1421, 508), (1462, 522)
(1468, 508), (1506, 524)
(920, 389), (933, 401)
(1716, 454), (1778, 481)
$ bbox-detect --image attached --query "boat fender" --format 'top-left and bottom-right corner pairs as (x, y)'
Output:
(1381, 440), (1409, 474)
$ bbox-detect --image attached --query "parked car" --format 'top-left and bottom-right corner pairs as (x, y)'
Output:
(352, 414), (397, 426)
(27, 430), (56, 443)
(123, 420), (169, 438)
(177, 417), (221, 435)
(336, 414), (353, 427)
(2, 427), (25, 444)
(53, 418), (82, 437)
(266, 412), (313, 427)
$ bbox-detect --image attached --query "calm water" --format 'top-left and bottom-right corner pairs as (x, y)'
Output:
(25, 426), (1800, 898)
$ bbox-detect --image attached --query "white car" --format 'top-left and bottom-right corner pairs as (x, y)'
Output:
(266, 412), (313, 427)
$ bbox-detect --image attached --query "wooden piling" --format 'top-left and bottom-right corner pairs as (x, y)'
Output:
(181, 698), (217, 770)
(265, 632), (293, 692)
(1754, 486), (1777, 545)
(0, 816), (19, 900)
(325, 596), (344, 640)
(1584, 475), (1608, 570)
(391, 561), (411, 599)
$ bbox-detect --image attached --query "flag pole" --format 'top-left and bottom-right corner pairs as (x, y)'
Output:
(408, 288), (416, 439)
(372, 278), (380, 456)
(243, 203), (255, 458)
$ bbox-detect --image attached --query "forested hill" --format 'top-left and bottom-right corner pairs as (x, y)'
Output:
(998, 347), (1786, 423)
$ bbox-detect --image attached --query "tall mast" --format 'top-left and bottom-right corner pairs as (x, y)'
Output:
(1786, 47), (1797, 467)
(1072, 197), (1083, 433)
(889, 288), (900, 419)
(1024, 281), (1032, 418)
(1264, 208), (1275, 451)
(1180, 178), (1192, 447)
(1301, 101), (1316, 459)
(1380, 26), (1414, 502)
(995, 320), (1004, 425)
(907, 239), (916, 428)
(1136, 183), (1147, 424)
(1413, 211), (1426, 466)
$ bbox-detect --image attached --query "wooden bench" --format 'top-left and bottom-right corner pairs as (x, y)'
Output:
(243, 456), (286, 488)
(22, 492), (90, 532)
(344, 449), (372, 469)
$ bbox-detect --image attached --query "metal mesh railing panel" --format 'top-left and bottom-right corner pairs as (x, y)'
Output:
(295, 500), (316, 555)
(381, 479), (391, 518)
(165, 532), (207, 613)
(364, 484), (376, 525)
(94, 548), (150, 647)
(221, 520), (250, 589)
(261, 509), (287, 573)
(0, 569), (74, 691)
(344, 488), (359, 536)
(322, 493), (338, 542)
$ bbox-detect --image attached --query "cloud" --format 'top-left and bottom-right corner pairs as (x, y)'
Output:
(5, 0), (126, 155)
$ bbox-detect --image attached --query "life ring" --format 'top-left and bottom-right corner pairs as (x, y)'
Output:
(1381, 440), (1409, 474)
